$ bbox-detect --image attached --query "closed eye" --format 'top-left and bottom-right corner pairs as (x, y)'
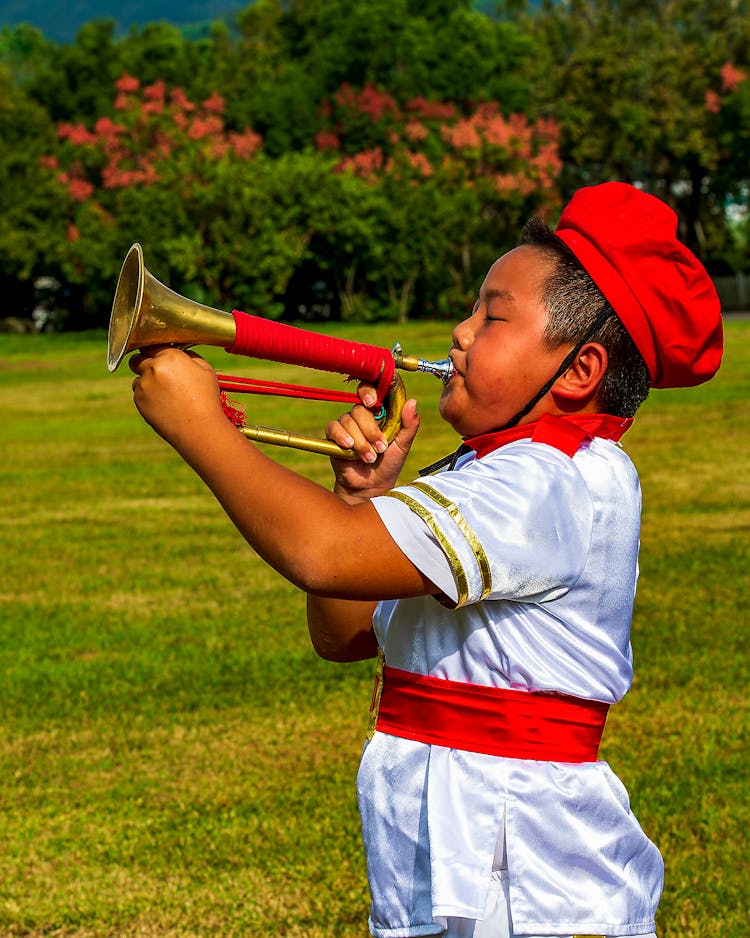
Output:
(483, 287), (514, 321)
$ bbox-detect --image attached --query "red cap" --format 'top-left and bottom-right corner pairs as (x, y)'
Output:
(555, 182), (723, 388)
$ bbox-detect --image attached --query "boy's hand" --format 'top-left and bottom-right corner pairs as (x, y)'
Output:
(129, 346), (226, 450)
(326, 383), (420, 503)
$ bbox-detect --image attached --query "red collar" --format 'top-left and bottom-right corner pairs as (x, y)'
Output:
(465, 413), (633, 459)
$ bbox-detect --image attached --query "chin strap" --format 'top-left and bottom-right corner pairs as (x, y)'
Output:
(500, 308), (613, 431)
(418, 443), (472, 476)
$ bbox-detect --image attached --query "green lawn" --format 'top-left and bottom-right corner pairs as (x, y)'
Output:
(1, 320), (748, 936)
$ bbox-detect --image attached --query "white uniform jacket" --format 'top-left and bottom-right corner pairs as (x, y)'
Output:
(362, 414), (664, 938)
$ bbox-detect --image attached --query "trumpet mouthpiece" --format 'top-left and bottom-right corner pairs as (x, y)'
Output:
(392, 343), (455, 384)
(415, 357), (454, 384)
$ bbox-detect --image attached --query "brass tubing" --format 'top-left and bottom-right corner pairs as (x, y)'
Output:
(238, 374), (406, 459)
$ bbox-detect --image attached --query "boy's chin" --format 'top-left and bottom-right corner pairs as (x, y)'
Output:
(437, 395), (458, 429)
(439, 404), (515, 440)
(438, 404), (472, 438)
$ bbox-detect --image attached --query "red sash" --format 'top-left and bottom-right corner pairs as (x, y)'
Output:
(374, 665), (609, 763)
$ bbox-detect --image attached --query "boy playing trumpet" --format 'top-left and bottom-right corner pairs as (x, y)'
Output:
(130, 182), (723, 938)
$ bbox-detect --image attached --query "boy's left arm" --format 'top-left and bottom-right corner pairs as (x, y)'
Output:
(305, 595), (379, 662)
(130, 347), (434, 605)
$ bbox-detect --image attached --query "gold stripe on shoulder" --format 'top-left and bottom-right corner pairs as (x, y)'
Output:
(410, 480), (492, 599)
(385, 490), (469, 606)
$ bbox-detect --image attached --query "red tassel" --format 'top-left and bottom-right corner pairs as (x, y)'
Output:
(220, 391), (246, 428)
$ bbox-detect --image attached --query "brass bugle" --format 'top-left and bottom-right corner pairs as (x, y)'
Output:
(108, 243), (453, 458)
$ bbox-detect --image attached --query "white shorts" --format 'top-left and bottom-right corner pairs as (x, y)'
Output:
(437, 869), (658, 938)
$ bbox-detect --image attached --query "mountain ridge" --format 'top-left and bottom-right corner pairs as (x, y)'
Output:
(1, 1), (509, 45)
(0, 1), (245, 43)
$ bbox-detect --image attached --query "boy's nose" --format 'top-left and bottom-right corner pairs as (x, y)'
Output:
(451, 317), (473, 351)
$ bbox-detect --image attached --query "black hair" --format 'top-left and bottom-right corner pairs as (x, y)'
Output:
(521, 216), (651, 418)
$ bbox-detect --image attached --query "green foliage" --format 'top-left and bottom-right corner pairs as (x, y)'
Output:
(40, 77), (305, 323)
(523, 0), (750, 257)
(0, 64), (67, 302)
(2, 0), (750, 327)
(35, 68), (562, 327)
(309, 88), (562, 321)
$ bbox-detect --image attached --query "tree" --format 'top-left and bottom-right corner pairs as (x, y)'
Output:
(702, 60), (750, 270)
(41, 75), (287, 324)
(23, 20), (123, 122)
(226, 0), (537, 150)
(0, 64), (66, 317)
(314, 85), (564, 321)
(521, 0), (750, 260)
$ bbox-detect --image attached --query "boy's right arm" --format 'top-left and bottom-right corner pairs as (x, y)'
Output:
(130, 353), (430, 659)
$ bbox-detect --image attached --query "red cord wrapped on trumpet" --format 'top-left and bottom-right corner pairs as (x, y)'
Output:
(218, 310), (396, 430)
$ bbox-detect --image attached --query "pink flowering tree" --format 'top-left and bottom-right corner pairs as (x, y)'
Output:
(41, 75), (564, 326)
(40, 74), (319, 321)
(314, 84), (563, 322)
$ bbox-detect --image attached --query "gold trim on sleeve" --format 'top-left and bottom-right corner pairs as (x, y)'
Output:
(385, 491), (470, 606)
(410, 480), (493, 599)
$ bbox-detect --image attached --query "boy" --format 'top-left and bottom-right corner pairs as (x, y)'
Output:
(130, 182), (723, 938)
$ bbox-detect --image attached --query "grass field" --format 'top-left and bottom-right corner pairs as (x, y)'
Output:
(0, 319), (748, 937)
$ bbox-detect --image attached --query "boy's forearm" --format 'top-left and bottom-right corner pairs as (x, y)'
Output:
(172, 413), (431, 600)
(176, 415), (361, 589)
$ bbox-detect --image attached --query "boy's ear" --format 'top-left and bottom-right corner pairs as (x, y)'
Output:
(553, 342), (608, 403)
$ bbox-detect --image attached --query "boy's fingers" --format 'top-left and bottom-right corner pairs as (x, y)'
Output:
(184, 349), (217, 373)
(128, 348), (160, 374)
(357, 383), (379, 409)
(393, 399), (420, 455)
(350, 405), (389, 460)
(326, 417), (356, 450)
(327, 408), (384, 463)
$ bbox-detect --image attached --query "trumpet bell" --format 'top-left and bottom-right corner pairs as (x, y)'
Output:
(107, 243), (236, 372)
